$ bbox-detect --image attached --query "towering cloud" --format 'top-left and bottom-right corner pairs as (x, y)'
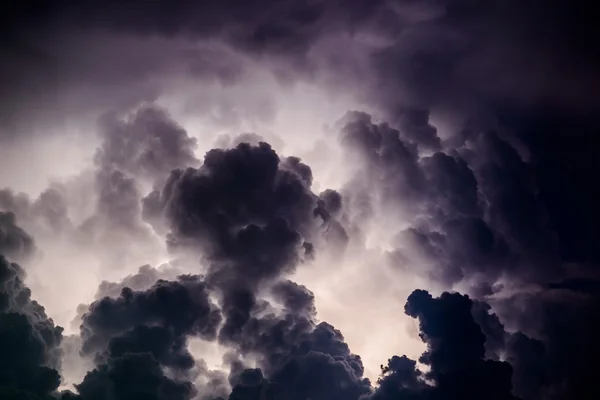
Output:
(370, 290), (520, 400)
(142, 141), (346, 345)
(338, 112), (511, 288)
(2, 1), (600, 400)
(77, 104), (201, 268)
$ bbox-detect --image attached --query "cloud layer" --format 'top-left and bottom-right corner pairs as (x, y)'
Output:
(1, 1), (599, 400)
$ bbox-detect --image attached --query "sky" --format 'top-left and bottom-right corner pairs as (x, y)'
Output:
(1, 1), (599, 399)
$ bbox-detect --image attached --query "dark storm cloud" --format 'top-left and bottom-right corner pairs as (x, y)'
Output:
(143, 141), (329, 258)
(338, 111), (520, 287)
(0, 0), (370, 138)
(106, 325), (194, 372)
(75, 274), (222, 400)
(335, 105), (600, 400)
(0, 254), (64, 399)
(454, 109), (600, 398)
(3, 0), (600, 139)
(2, 2), (600, 400)
(459, 130), (560, 280)
(370, 289), (520, 400)
(490, 280), (600, 400)
(94, 263), (181, 300)
(1, 0), (374, 56)
(76, 352), (195, 400)
(79, 275), (221, 358)
(80, 272), (370, 399)
(222, 287), (537, 400)
(470, 300), (507, 360)
(224, 282), (372, 400)
(141, 141), (347, 347)
(75, 260), (373, 400)
(504, 332), (546, 400)
(271, 279), (317, 316)
(364, 1), (600, 119)
(496, 107), (600, 266)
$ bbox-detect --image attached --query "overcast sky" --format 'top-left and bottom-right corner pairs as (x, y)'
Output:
(1, 1), (599, 400)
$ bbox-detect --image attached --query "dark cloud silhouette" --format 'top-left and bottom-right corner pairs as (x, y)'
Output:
(364, 1), (600, 122)
(81, 272), (371, 400)
(2, 106), (597, 400)
(74, 257), (373, 400)
(129, 108), (600, 400)
(369, 289), (519, 400)
(80, 275), (221, 358)
(76, 352), (195, 400)
(3, 248), (543, 400)
(337, 106), (600, 400)
(504, 332), (546, 400)
(224, 281), (372, 400)
(142, 141), (345, 344)
(76, 274), (222, 400)
(470, 300), (507, 360)
(144, 142), (330, 257)
(222, 287), (539, 400)
(501, 281), (600, 400)
(496, 107), (600, 266)
(0, 254), (64, 399)
(460, 130), (560, 281)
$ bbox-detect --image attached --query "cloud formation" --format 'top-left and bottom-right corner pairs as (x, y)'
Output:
(0, 254), (64, 399)
(2, 1), (600, 400)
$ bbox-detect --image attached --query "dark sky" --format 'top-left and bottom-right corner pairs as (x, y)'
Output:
(1, 1), (599, 400)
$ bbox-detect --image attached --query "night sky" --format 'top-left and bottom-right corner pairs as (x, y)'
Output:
(1, 1), (599, 400)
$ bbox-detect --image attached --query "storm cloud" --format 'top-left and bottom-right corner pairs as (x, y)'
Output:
(0, 254), (64, 399)
(2, 1), (599, 400)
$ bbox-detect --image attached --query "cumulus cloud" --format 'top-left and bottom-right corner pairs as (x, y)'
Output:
(2, 1), (600, 400)
(0, 254), (65, 399)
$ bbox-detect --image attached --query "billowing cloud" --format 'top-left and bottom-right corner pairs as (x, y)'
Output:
(2, 1), (600, 400)
(142, 141), (347, 349)
(95, 105), (199, 184)
(0, 254), (65, 399)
